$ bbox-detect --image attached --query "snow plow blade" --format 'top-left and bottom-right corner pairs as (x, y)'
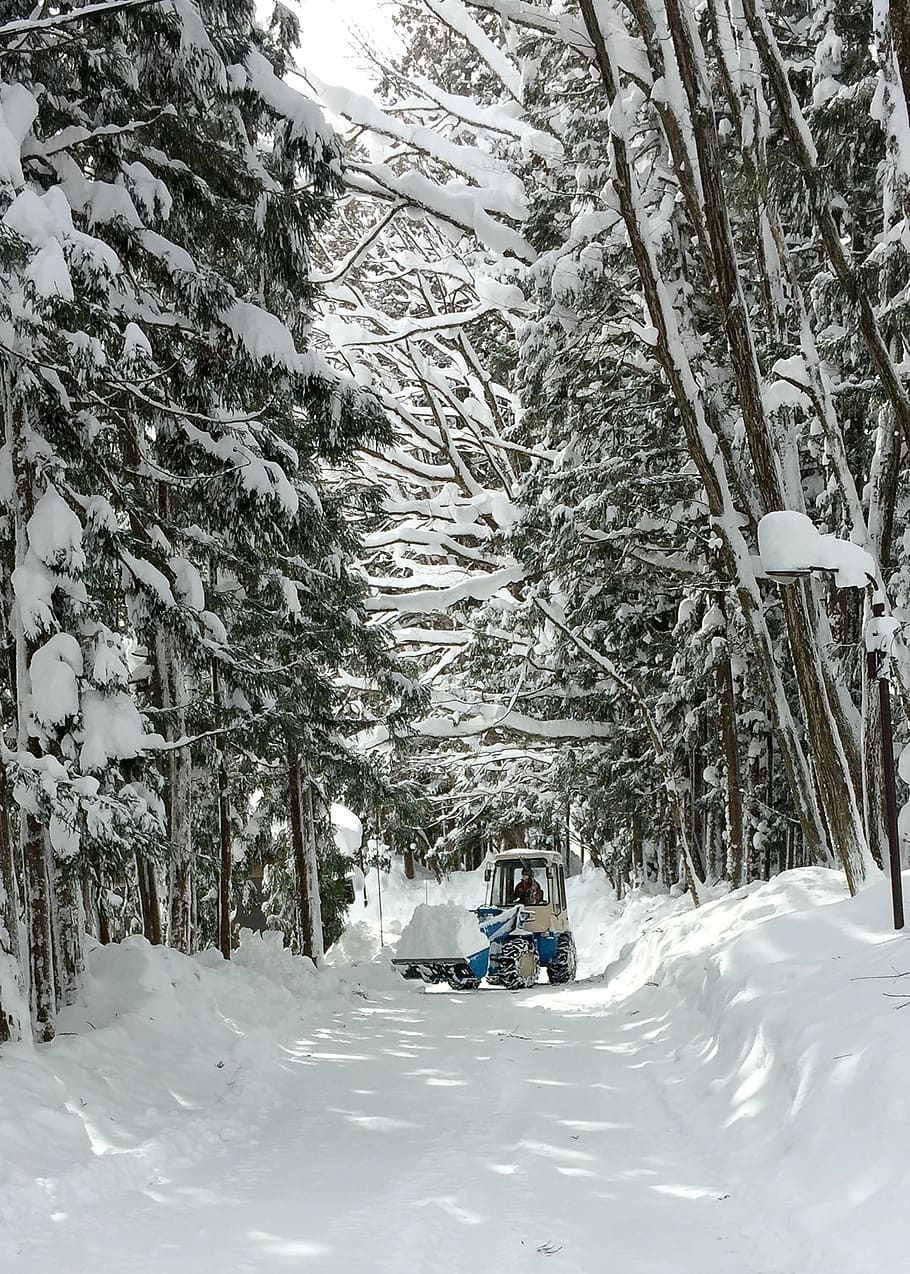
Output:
(391, 949), (489, 986)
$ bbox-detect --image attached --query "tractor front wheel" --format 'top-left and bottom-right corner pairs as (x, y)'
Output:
(547, 933), (577, 984)
(447, 975), (481, 991)
(495, 937), (540, 990)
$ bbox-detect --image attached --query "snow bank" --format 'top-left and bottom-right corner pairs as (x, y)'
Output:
(0, 927), (392, 1253)
(396, 902), (486, 959)
(552, 867), (910, 1273)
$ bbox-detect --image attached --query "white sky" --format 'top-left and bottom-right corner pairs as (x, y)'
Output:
(293, 0), (401, 92)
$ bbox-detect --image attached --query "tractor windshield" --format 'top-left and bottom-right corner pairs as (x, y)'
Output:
(494, 858), (550, 908)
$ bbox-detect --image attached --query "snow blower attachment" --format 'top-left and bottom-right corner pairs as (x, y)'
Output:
(392, 851), (577, 991)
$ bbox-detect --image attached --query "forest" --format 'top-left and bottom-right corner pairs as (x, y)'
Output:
(1, 0), (909, 1049)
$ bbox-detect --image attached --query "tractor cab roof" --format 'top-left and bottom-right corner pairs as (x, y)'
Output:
(489, 849), (563, 866)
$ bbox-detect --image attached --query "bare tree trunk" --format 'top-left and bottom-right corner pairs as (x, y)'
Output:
(717, 654), (745, 888)
(631, 811), (644, 887)
(212, 659), (232, 960)
(155, 627), (192, 953)
(217, 753), (232, 959)
(288, 751), (322, 959)
(689, 731), (706, 883)
(52, 863), (84, 1009)
(10, 401), (56, 1041)
(0, 759), (25, 1044)
(304, 782), (325, 962)
(23, 812), (55, 1041)
(135, 854), (163, 945)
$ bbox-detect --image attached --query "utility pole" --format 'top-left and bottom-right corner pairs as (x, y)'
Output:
(866, 596), (905, 930)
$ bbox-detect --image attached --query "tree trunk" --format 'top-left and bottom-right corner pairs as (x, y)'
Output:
(155, 628), (193, 953)
(288, 752), (323, 960)
(52, 862), (84, 1009)
(23, 812), (55, 1041)
(218, 752), (232, 959)
(0, 759), (25, 1044)
(304, 782), (325, 962)
(631, 812), (644, 887)
(689, 728), (706, 882)
(212, 658), (232, 960)
(135, 854), (163, 945)
(9, 401), (56, 1041)
(717, 653), (744, 888)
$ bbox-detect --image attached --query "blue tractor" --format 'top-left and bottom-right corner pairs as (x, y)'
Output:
(392, 850), (577, 991)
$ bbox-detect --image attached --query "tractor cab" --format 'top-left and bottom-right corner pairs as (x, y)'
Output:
(483, 851), (570, 936)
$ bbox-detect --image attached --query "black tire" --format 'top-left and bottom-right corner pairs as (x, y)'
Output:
(547, 933), (577, 984)
(447, 976), (481, 991)
(495, 937), (540, 990)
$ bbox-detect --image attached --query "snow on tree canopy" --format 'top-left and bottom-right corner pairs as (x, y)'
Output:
(243, 49), (338, 157)
(0, 80), (38, 187)
(29, 633), (83, 728)
(222, 300), (299, 369)
(757, 512), (877, 589)
(331, 804), (363, 857)
(25, 238), (74, 301)
(396, 903), (487, 959)
(79, 690), (153, 771)
(27, 485), (84, 571)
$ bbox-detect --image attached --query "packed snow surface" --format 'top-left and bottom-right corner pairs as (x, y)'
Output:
(394, 901), (486, 959)
(4, 867), (910, 1274)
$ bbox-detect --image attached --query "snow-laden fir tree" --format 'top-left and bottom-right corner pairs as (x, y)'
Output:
(0, 0), (406, 1043)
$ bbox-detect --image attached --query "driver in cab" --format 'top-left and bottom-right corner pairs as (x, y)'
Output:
(513, 866), (543, 906)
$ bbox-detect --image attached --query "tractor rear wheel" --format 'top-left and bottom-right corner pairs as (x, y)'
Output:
(495, 937), (540, 990)
(547, 933), (577, 984)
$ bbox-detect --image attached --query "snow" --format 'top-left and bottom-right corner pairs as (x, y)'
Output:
(758, 510), (878, 588)
(331, 802), (363, 857)
(395, 902), (487, 958)
(169, 556), (205, 611)
(3, 186), (73, 248)
(0, 81), (37, 187)
(244, 49), (336, 154)
(9, 867), (910, 1272)
(365, 562), (525, 613)
(311, 76), (528, 212)
(422, 0), (523, 101)
(121, 321), (153, 362)
(27, 485), (84, 571)
(28, 633), (82, 728)
(24, 238), (73, 301)
(78, 689), (150, 771)
(222, 300), (299, 368)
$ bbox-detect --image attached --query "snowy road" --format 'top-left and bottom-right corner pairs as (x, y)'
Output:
(9, 976), (835, 1274)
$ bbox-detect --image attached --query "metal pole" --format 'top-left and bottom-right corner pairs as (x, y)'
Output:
(376, 847), (384, 948)
(869, 600), (905, 930)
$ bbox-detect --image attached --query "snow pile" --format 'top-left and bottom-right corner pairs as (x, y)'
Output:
(395, 902), (486, 959)
(0, 927), (391, 1256)
(534, 867), (910, 1272)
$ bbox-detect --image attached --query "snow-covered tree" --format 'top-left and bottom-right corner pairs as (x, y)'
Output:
(0, 0), (413, 1042)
